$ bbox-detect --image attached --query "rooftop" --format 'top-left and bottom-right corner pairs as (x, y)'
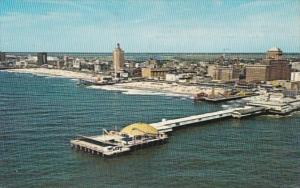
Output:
(268, 47), (282, 52)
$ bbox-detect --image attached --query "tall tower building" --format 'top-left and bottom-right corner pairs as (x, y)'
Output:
(0, 51), (6, 62)
(37, 52), (48, 65)
(112, 43), (125, 73)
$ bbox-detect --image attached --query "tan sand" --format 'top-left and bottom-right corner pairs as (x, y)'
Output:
(115, 82), (224, 96)
(5, 68), (95, 80)
(5, 68), (224, 96)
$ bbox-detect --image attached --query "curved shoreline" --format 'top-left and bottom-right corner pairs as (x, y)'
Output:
(2, 68), (224, 96)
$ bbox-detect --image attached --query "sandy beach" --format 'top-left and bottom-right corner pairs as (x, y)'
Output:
(4, 68), (223, 96)
(5, 68), (95, 80)
(113, 82), (224, 96)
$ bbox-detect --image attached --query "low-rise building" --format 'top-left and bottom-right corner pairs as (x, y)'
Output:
(16, 61), (28, 68)
(144, 58), (159, 68)
(291, 62), (300, 71)
(165, 73), (194, 83)
(266, 80), (300, 91)
(165, 73), (178, 82)
(291, 72), (300, 82)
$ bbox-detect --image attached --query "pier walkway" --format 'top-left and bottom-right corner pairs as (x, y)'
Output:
(150, 106), (265, 133)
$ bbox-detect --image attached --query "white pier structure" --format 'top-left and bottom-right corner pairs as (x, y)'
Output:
(151, 106), (264, 133)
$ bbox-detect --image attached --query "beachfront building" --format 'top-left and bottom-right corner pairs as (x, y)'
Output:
(0, 52), (6, 62)
(141, 67), (169, 80)
(112, 43), (125, 73)
(56, 61), (65, 69)
(37, 52), (47, 65)
(94, 60), (101, 73)
(292, 62), (300, 71)
(207, 65), (240, 82)
(245, 48), (291, 82)
(15, 61), (28, 68)
(73, 58), (82, 70)
(165, 73), (194, 83)
(291, 72), (300, 82)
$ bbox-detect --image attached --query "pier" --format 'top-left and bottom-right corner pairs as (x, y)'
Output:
(71, 95), (300, 157)
(71, 106), (268, 156)
(150, 106), (266, 133)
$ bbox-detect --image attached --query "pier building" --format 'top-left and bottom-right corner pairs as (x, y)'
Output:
(71, 123), (168, 157)
(246, 92), (300, 115)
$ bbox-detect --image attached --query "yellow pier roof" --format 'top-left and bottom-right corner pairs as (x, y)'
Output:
(121, 123), (158, 137)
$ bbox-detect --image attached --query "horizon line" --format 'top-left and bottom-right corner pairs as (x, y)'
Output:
(4, 51), (300, 54)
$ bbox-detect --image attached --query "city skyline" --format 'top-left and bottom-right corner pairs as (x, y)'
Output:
(1, 0), (300, 53)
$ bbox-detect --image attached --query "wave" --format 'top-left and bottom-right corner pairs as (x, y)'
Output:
(221, 100), (245, 109)
(260, 114), (293, 119)
(5, 70), (63, 79)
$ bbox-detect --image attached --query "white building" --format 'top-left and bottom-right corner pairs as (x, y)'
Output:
(292, 62), (300, 71)
(16, 61), (28, 68)
(291, 72), (300, 82)
(165, 73), (194, 83)
(165, 73), (178, 82)
(94, 60), (101, 73)
(73, 58), (82, 69)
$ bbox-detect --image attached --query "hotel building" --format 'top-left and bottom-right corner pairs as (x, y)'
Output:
(245, 48), (291, 82)
(112, 43), (125, 73)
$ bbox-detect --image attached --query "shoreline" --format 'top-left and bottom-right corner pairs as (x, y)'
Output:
(2, 68), (223, 96)
(3, 68), (95, 80)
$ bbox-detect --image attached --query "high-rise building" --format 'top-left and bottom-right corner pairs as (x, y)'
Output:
(37, 52), (48, 65)
(207, 65), (240, 82)
(0, 52), (6, 62)
(245, 48), (291, 82)
(112, 43), (125, 73)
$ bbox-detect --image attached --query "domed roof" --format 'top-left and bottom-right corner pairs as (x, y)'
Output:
(268, 47), (282, 52)
(121, 123), (158, 137)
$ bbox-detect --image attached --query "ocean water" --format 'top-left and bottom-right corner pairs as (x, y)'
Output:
(0, 71), (299, 188)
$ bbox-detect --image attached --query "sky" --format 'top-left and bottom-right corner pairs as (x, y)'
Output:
(0, 0), (299, 53)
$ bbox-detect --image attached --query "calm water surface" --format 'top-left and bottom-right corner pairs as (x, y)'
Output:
(0, 71), (299, 188)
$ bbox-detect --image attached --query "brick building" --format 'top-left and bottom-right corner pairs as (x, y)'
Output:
(207, 65), (240, 82)
(141, 67), (169, 80)
(245, 48), (291, 82)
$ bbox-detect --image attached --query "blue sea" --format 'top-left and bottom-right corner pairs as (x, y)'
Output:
(0, 71), (299, 188)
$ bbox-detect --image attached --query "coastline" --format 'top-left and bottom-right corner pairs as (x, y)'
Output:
(3, 68), (223, 96)
(107, 82), (224, 96)
(4, 68), (95, 80)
